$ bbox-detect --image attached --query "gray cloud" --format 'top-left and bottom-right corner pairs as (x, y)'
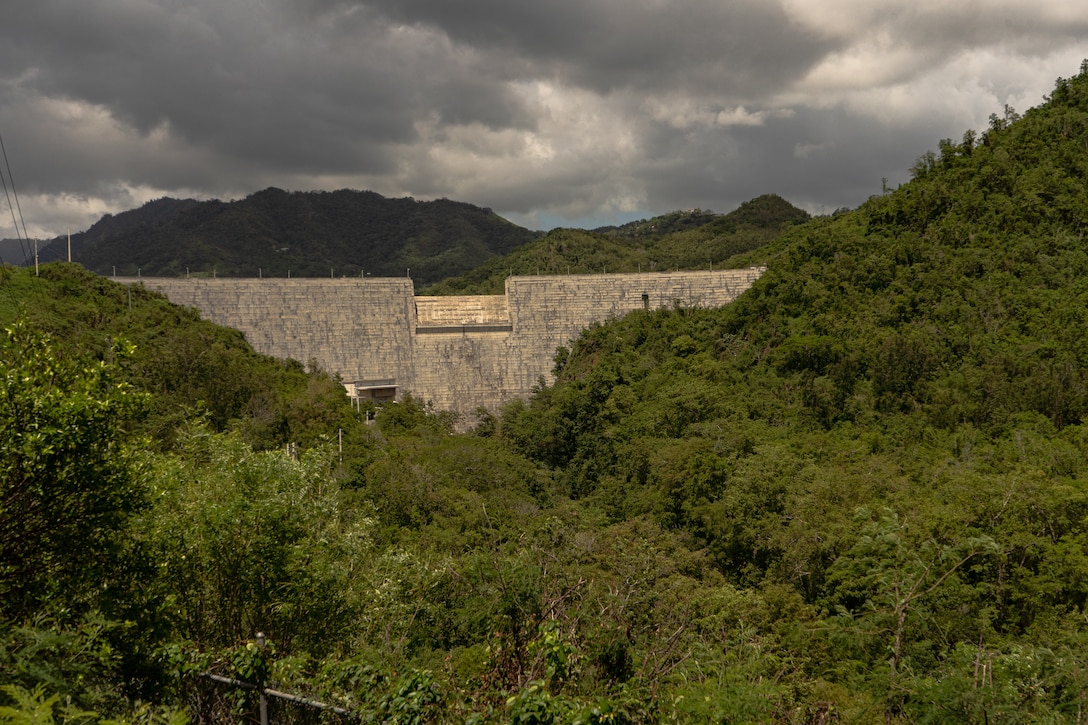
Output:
(359, 0), (836, 97)
(0, 0), (1085, 238)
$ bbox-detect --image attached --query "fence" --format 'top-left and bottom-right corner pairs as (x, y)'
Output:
(178, 633), (359, 725)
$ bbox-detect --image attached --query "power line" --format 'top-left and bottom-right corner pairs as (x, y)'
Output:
(0, 148), (28, 266)
(0, 129), (32, 267)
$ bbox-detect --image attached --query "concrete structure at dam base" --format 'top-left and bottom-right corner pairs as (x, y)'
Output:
(125, 269), (764, 423)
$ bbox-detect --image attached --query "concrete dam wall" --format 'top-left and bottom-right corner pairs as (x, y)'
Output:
(124, 269), (763, 419)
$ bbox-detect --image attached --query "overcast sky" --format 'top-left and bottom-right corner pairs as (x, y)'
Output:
(1, 0), (1085, 238)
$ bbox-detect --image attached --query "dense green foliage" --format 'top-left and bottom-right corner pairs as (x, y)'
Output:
(4, 62), (1088, 724)
(497, 63), (1088, 720)
(45, 189), (539, 287)
(425, 194), (807, 295)
(0, 322), (146, 620)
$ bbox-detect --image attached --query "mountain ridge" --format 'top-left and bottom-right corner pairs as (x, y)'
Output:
(425, 193), (808, 294)
(31, 189), (808, 292)
(38, 188), (541, 287)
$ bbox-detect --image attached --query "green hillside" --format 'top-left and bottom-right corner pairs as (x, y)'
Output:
(44, 188), (540, 287)
(499, 62), (1088, 719)
(425, 194), (807, 295)
(0, 263), (358, 449)
(4, 62), (1088, 725)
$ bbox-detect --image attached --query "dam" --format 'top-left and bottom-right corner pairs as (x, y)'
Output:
(125, 269), (764, 421)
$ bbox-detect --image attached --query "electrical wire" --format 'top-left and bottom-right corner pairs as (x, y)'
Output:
(0, 151), (28, 266)
(0, 129), (32, 266)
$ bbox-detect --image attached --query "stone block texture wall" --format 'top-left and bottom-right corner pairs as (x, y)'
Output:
(125, 269), (763, 418)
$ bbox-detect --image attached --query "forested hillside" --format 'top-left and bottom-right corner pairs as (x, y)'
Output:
(499, 63), (1088, 720)
(0, 263), (359, 448)
(40, 188), (539, 287)
(425, 194), (807, 295)
(3, 63), (1088, 724)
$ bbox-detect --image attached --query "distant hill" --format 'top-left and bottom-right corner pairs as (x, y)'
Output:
(425, 194), (809, 295)
(0, 238), (36, 265)
(38, 189), (541, 287)
(592, 195), (810, 240)
(33, 197), (201, 267)
(593, 208), (721, 237)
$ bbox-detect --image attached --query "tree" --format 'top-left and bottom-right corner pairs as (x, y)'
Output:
(822, 509), (998, 721)
(0, 320), (147, 620)
(144, 428), (383, 654)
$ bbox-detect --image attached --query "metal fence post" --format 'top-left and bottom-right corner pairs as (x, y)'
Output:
(256, 631), (269, 725)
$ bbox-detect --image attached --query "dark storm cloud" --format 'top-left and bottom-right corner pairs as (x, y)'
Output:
(0, 0), (1085, 237)
(359, 0), (837, 97)
(0, 0), (534, 195)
